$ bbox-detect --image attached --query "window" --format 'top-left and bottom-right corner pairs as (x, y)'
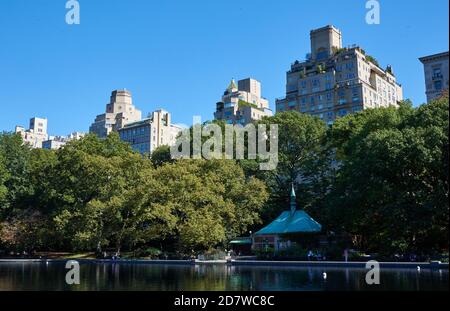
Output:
(434, 80), (443, 91)
(288, 101), (296, 107)
(338, 109), (348, 117)
(317, 50), (328, 60)
(433, 67), (442, 76)
(276, 103), (285, 111)
(287, 84), (297, 92)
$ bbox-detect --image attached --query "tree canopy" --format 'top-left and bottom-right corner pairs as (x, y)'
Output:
(0, 95), (448, 258)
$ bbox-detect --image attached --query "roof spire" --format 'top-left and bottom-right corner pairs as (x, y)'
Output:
(227, 78), (238, 91)
(290, 183), (297, 215)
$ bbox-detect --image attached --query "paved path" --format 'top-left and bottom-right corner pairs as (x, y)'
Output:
(0, 258), (448, 269)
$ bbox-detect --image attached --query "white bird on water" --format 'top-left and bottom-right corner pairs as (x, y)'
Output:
(323, 272), (327, 279)
(417, 266), (421, 271)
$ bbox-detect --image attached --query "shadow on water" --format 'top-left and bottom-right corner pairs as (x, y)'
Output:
(0, 262), (448, 291)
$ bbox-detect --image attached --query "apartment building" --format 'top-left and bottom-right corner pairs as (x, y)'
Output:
(419, 51), (449, 102)
(214, 78), (273, 125)
(15, 117), (49, 148)
(118, 109), (182, 154)
(89, 89), (142, 138)
(42, 132), (85, 150)
(276, 25), (403, 124)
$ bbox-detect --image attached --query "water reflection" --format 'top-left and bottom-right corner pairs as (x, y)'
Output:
(0, 262), (448, 291)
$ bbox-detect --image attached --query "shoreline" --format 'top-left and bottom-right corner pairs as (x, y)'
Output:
(0, 258), (448, 270)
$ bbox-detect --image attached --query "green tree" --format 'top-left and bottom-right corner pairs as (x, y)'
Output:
(0, 152), (7, 205)
(50, 133), (161, 252)
(0, 133), (33, 218)
(150, 145), (174, 168)
(325, 97), (449, 255)
(148, 159), (268, 253)
(255, 111), (329, 222)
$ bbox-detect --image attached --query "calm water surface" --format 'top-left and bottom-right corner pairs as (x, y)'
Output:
(0, 262), (448, 291)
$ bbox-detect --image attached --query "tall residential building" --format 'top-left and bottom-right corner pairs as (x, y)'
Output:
(419, 51), (449, 102)
(276, 25), (403, 124)
(118, 109), (182, 154)
(89, 89), (142, 138)
(15, 117), (49, 148)
(214, 78), (273, 125)
(42, 132), (86, 150)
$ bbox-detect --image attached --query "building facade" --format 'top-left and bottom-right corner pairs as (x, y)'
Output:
(15, 117), (49, 148)
(419, 51), (449, 102)
(42, 132), (85, 150)
(276, 25), (403, 124)
(214, 78), (273, 125)
(118, 109), (182, 154)
(89, 89), (142, 138)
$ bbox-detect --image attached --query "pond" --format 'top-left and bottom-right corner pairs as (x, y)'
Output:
(0, 262), (448, 291)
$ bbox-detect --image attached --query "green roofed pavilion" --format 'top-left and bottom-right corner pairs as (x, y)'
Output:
(254, 210), (322, 235)
(252, 184), (322, 251)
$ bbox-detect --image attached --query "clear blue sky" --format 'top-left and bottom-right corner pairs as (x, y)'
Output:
(0, 0), (448, 136)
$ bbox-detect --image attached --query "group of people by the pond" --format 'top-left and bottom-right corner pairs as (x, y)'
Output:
(307, 250), (326, 261)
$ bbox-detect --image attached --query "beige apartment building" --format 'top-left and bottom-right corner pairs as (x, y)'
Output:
(15, 117), (49, 148)
(214, 78), (273, 125)
(276, 25), (403, 124)
(118, 109), (182, 154)
(89, 89), (142, 138)
(42, 132), (86, 150)
(419, 51), (449, 102)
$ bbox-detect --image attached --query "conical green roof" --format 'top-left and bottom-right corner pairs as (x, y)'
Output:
(254, 184), (322, 235)
(227, 79), (238, 91)
(254, 210), (322, 235)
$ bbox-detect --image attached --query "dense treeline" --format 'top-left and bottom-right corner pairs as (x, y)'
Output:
(0, 95), (448, 258)
(0, 134), (267, 255)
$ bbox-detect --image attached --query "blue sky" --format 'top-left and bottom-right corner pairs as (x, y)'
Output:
(0, 0), (448, 136)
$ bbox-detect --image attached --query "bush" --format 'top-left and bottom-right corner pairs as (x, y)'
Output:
(254, 247), (275, 260)
(135, 247), (162, 259)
